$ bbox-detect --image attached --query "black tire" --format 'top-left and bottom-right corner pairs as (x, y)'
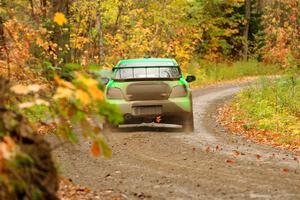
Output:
(183, 114), (194, 133)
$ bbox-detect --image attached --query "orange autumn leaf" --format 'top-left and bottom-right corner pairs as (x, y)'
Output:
(282, 168), (289, 173)
(76, 187), (91, 193)
(54, 76), (75, 89)
(90, 85), (103, 101)
(215, 145), (222, 151)
(232, 150), (241, 157)
(225, 159), (236, 164)
(75, 89), (90, 105)
(91, 142), (101, 157)
(205, 146), (211, 153)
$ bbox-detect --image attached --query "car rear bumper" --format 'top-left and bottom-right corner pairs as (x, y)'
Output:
(106, 97), (192, 119)
(118, 122), (183, 129)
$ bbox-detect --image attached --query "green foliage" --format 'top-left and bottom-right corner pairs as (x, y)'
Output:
(20, 105), (52, 123)
(0, 77), (58, 200)
(96, 101), (123, 125)
(3, 152), (45, 200)
(41, 62), (83, 80)
(7, 153), (34, 169)
(61, 63), (83, 80)
(52, 72), (123, 155)
(187, 59), (281, 86)
(232, 75), (300, 144)
(95, 138), (112, 158)
(187, 0), (246, 61)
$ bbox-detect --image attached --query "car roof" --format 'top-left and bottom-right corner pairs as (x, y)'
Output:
(115, 58), (178, 68)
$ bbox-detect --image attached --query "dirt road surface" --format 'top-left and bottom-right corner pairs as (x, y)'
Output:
(49, 82), (300, 200)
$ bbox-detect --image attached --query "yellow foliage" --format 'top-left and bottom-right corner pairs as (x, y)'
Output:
(90, 85), (104, 101)
(226, 0), (245, 4)
(54, 12), (67, 26)
(54, 76), (75, 89)
(75, 72), (98, 87)
(75, 89), (90, 106)
(54, 73), (103, 106)
(74, 73), (104, 101)
(71, 36), (91, 49)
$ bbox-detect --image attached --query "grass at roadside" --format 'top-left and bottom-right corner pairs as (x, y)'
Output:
(187, 60), (281, 87)
(220, 75), (300, 150)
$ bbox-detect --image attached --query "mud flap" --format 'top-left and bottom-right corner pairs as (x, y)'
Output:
(183, 114), (194, 133)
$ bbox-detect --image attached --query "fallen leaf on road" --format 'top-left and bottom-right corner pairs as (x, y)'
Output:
(256, 154), (262, 160)
(225, 159), (236, 164)
(76, 188), (91, 193)
(232, 150), (240, 157)
(216, 145), (222, 151)
(282, 168), (289, 172)
(205, 146), (211, 153)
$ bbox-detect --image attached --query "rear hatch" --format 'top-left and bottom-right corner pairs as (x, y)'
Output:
(126, 81), (171, 101)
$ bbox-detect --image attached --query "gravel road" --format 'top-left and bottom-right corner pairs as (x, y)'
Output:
(49, 82), (300, 200)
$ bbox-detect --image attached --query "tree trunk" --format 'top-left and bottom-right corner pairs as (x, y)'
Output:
(0, 16), (10, 79)
(256, 0), (263, 13)
(52, 0), (69, 15)
(256, 0), (273, 13)
(112, 3), (124, 33)
(40, 0), (47, 17)
(96, 1), (105, 65)
(0, 16), (5, 56)
(28, 0), (35, 17)
(243, 0), (251, 61)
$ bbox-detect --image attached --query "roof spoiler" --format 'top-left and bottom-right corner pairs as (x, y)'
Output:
(112, 65), (180, 70)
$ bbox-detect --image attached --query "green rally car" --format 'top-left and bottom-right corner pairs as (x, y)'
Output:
(105, 58), (196, 132)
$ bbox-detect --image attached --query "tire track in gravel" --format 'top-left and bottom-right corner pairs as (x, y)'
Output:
(48, 82), (300, 200)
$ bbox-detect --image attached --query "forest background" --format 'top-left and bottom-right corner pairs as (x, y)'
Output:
(1, 0), (299, 81)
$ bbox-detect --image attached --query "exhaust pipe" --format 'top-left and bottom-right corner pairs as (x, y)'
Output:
(124, 113), (133, 121)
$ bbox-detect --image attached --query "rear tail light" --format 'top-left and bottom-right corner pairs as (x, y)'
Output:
(170, 85), (187, 98)
(106, 87), (123, 99)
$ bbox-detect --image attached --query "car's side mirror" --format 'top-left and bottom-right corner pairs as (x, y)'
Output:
(186, 75), (196, 83)
(101, 78), (110, 85)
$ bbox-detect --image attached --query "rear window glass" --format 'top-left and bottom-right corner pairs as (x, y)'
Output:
(114, 67), (181, 80)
